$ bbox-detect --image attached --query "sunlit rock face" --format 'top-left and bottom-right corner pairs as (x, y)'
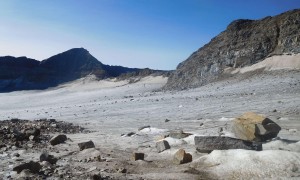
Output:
(165, 9), (300, 90)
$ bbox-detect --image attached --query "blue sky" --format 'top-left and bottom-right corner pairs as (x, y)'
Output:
(0, 0), (299, 70)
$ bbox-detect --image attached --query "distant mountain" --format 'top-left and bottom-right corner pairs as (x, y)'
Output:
(0, 48), (167, 92)
(164, 9), (300, 90)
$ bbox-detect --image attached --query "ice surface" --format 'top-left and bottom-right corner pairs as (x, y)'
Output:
(0, 70), (299, 179)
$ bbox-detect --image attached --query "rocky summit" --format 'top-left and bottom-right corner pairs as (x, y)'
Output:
(165, 9), (300, 90)
(0, 48), (167, 92)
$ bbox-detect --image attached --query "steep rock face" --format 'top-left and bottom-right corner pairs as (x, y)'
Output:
(165, 9), (300, 90)
(0, 56), (43, 91)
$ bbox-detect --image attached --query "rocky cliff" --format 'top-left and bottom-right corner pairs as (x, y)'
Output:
(165, 9), (300, 90)
(0, 48), (167, 92)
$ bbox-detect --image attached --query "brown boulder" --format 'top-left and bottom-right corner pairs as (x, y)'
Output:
(231, 112), (281, 142)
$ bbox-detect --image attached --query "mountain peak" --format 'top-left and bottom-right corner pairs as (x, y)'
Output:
(65, 47), (89, 53)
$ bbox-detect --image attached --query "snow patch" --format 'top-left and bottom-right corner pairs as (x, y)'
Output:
(231, 54), (300, 74)
(192, 149), (300, 179)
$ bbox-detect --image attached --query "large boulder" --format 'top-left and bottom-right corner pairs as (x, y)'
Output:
(231, 112), (281, 142)
(194, 136), (262, 153)
(173, 149), (192, 164)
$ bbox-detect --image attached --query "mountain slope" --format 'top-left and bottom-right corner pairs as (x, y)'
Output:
(164, 9), (300, 90)
(40, 48), (107, 83)
(0, 48), (167, 92)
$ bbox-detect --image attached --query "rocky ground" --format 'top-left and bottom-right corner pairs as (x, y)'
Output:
(0, 72), (300, 179)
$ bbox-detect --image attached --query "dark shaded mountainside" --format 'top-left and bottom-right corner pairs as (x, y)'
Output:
(0, 48), (167, 92)
(165, 9), (300, 90)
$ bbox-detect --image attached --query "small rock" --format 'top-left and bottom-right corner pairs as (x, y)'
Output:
(17, 169), (33, 179)
(218, 127), (223, 132)
(13, 161), (41, 174)
(200, 123), (204, 126)
(11, 146), (17, 150)
(40, 152), (58, 164)
(96, 155), (101, 162)
(132, 152), (144, 161)
(29, 135), (35, 141)
(25, 128), (40, 139)
(78, 140), (95, 151)
(173, 149), (192, 165)
(117, 168), (127, 173)
(27, 143), (33, 148)
(125, 132), (135, 137)
(49, 134), (67, 146)
(13, 152), (20, 157)
(138, 125), (150, 131)
(165, 119), (170, 123)
(169, 130), (192, 139)
(156, 140), (170, 153)
(92, 174), (103, 180)
(40, 161), (52, 168)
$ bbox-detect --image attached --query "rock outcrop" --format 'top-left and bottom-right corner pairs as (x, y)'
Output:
(165, 9), (300, 90)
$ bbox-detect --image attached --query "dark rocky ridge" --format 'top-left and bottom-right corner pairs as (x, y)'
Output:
(165, 9), (300, 90)
(0, 48), (167, 92)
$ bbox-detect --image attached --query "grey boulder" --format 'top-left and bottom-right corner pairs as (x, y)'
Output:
(194, 136), (262, 153)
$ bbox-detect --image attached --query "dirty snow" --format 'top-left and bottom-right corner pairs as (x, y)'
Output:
(0, 67), (300, 179)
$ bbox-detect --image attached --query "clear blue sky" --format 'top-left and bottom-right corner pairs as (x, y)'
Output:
(0, 0), (299, 70)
